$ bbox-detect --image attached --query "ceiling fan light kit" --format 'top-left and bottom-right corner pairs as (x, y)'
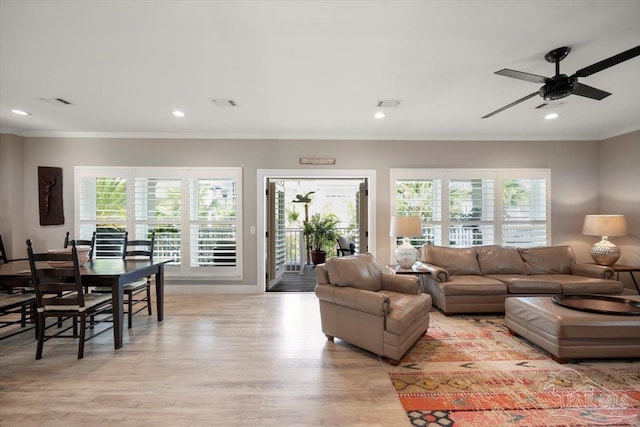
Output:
(483, 45), (640, 118)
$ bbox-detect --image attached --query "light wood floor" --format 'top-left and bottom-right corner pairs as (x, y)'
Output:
(0, 293), (410, 426)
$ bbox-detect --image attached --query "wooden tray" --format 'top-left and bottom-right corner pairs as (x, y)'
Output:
(552, 294), (640, 315)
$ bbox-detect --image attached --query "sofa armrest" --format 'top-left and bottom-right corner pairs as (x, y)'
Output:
(380, 273), (420, 295)
(315, 263), (330, 285)
(572, 263), (615, 280)
(315, 284), (389, 316)
(414, 261), (449, 282)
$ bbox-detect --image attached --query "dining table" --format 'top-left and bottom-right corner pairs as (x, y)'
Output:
(0, 258), (169, 349)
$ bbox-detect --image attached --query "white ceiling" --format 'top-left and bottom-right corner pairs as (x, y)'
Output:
(1, 0), (639, 141)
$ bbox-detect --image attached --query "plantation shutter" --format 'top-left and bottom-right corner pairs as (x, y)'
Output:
(448, 179), (494, 247)
(135, 177), (182, 264)
(501, 178), (547, 247)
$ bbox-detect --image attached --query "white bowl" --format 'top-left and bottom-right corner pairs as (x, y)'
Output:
(47, 245), (91, 267)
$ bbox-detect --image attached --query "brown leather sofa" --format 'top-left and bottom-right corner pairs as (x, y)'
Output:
(315, 253), (432, 364)
(417, 245), (627, 314)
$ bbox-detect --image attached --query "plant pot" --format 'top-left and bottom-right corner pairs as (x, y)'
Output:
(310, 250), (327, 265)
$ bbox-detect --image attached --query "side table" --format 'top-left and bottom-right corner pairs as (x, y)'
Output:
(610, 264), (640, 294)
(386, 264), (431, 293)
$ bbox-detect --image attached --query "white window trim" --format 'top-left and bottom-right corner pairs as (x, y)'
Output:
(75, 166), (243, 281)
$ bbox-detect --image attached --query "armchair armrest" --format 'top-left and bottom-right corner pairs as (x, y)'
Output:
(414, 261), (449, 282)
(315, 284), (389, 316)
(572, 263), (615, 280)
(380, 273), (420, 295)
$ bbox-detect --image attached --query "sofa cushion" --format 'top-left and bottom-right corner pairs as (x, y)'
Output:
(518, 246), (575, 275)
(531, 274), (625, 294)
(438, 275), (507, 296)
(422, 246), (481, 276)
(487, 274), (562, 293)
(326, 253), (381, 291)
(380, 290), (431, 336)
(477, 246), (526, 275)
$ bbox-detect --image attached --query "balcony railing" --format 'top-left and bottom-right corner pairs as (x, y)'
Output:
(283, 227), (357, 273)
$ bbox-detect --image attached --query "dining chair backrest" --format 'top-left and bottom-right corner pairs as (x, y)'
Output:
(123, 232), (155, 262)
(0, 234), (27, 264)
(0, 234), (7, 264)
(94, 231), (127, 259)
(64, 231), (96, 259)
(26, 239), (87, 310)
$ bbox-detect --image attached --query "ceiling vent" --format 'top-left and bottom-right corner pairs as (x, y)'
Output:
(39, 97), (74, 106)
(210, 98), (237, 107)
(376, 99), (402, 108)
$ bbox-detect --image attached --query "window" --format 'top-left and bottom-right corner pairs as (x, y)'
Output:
(391, 169), (550, 251)
(501, 176), (547, 247)
(189, 177), (238, 268)
(75, 167), (242, 279)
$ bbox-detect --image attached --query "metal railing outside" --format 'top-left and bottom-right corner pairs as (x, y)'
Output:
(283, 227), (357, 273)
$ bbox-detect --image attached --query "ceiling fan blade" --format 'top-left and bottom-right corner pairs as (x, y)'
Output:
(573, 45), (640, 78)
(572, 83), (611, 100)
(495, 69), (549, 84)
(482, 92), (539, 119)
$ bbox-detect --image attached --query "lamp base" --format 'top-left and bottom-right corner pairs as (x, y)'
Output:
(395, 238), (417, 269)
(590, 238), (620, 266)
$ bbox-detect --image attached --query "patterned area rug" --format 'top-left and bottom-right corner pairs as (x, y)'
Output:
(385, 311), (640, 426)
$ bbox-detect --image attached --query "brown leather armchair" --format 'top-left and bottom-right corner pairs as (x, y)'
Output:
(315, 253), (432, 364)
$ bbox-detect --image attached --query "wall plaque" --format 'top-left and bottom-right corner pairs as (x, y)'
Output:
(38, 166), (64, 226)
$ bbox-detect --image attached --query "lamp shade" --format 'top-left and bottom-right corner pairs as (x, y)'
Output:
(390, 216), (422, 237)
(582, 215), (627, 237)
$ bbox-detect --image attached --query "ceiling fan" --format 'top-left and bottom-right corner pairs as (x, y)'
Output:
(482, 45), (640, 119)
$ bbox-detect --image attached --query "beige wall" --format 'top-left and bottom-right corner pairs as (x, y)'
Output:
(599, 130), (640, 268)
(4, 132), (634, 290)
(0, 133), (25, 259)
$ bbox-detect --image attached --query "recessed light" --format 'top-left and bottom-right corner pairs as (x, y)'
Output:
(544, 112), (559, 120)
(374, 111), (385, 119)
(172, 110), (185, 117)
(12, 109), (31, 116)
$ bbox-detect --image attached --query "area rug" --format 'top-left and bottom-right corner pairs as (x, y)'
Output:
(385, 311), (640, 426)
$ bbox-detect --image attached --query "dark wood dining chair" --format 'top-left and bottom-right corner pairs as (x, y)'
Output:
(1, 233), (28, 264)
(93, 231), (155, 329)
(1, 234), (35, 338)
(0, 292), (36, 340)
(64, 231), (98, 295)
(122, 232), (155, 329)
(94, 230), (127, 258)
(26, 239), (113, 359)
(0, 233), (32, 294)
(64, 231), (96, 260)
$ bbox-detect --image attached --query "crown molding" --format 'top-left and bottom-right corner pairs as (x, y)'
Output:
(0, 128), (24, 137)
(3, 127), (637, 141)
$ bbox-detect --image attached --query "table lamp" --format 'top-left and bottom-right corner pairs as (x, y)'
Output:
(390, 216), (422, 269)
(582, 214), (627, 266)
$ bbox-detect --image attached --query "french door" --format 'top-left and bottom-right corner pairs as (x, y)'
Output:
(266, 180), (287, 287)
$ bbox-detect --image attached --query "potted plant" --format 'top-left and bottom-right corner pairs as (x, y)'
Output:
(303, 213), (340, 265)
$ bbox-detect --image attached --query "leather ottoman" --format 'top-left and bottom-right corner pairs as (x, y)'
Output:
(505, 296), (640, 363)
